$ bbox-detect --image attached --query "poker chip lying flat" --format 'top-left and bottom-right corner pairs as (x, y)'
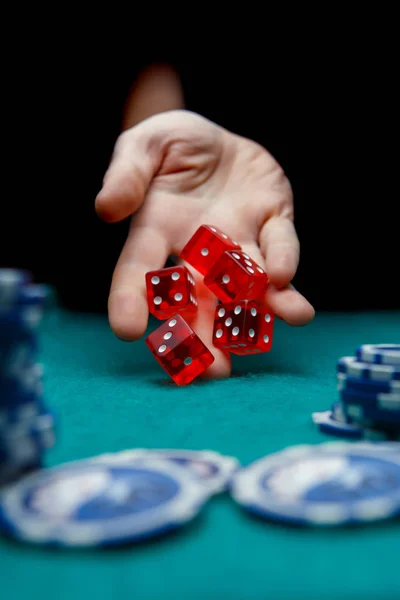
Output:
(89, 449), (240, 495)
(0, 457), (209, 547)
(312, 406), (400, 441)
(337, 356), (400, 382)
(353, 442), (400, 453)
(312, 404), (363, 439)
(356, 344), (400, 367)
(230, 442), (400, 526)
(312, 403), (400, 441)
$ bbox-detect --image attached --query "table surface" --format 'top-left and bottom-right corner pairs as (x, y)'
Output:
(1, 308), (400, 600)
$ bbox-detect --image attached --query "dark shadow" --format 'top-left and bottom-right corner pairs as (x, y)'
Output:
(146, 376), (218, 389)
(230, 357), (313, 378)
(145, 378), (179, 388)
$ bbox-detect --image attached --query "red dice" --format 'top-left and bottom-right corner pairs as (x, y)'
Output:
(180, 225), (241, 276)
(144, 224), (275, 384)
(204, 251), (268, 303)
(212, 301), (274, 355)
(145, 315), (215, 385)
(145, 266), (197, 320)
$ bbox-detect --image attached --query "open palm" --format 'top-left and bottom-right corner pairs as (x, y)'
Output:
(95, 110), (314, 378)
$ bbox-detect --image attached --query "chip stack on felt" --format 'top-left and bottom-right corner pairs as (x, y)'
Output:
(312, 344), (400, 441)
(145, 225), (274, 385)
(0, 270), (56, 486)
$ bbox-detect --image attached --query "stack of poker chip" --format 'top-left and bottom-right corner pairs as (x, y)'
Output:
(0, 269), (56, 486)
(313, 344), (400, 441)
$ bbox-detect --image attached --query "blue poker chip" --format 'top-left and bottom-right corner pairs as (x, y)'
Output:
(312, 405), (400, 442)
(312, 404), (363, 439)
(0, 303), (44, 335)
(17, 284), (48, 306)
(337, 356), (400, 382)
(0, 270), (31, 306)
(0, 409), (56, 443)
(230, 442), (400, 526)
(0, 319), (42, 370)
(0, 338), (41, 382)
(0, 378), (46, 420)
(0, 285), (47, 347)
(0, 455), (42, 487)
(341, 388), (400, 423)
(337, 372), (400, 394)
(0, 280), (46, 309)
(356, 345), (400, 367)
(88, 449), (240, 495)
(0, 396), (48, 430)
(0, 458), (209, 547)
(0, 362), (44, 407)
(0, 411), (56, 454)
(0, 410), (56, 487)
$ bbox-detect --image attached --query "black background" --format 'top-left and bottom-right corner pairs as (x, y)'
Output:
(2, 19), (399, 313)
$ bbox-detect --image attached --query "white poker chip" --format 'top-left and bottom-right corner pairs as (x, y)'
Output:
(356, 345), (400, 367)
(230, 442), (400, 526)
(89, 449), (240, 495)
(0, 457), (209, 547)
(351, 441), (400, 453)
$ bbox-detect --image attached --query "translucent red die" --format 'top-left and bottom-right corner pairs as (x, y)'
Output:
(212, 301), (274, 355)
(145, 315), (215, 385)
(145, 266), (198, 320)
(204, 251), (268, 303)
(180, 225), (241, 276)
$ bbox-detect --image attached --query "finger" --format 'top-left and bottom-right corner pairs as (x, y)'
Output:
(239, 241), (314, 326)
(95, 126), (161, 224)
(108, 225), (170, 340)
(265, 284), (315, 326)
(259, 216), (300, 288)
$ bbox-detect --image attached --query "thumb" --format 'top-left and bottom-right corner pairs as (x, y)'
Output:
(95, 115), (165, 223)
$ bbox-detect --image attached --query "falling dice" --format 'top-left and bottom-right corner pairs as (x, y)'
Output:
(145, 266), (198, 320)
(212, 301), (274, 355)
(145, 315), (215, 385)
(204, 251), (268, 303)
(180, 225), (241, 276)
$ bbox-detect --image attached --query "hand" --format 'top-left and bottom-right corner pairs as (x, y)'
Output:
(95, 110), (315, 379)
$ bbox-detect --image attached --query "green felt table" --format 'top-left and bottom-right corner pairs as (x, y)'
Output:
(1, 308), (400, 600)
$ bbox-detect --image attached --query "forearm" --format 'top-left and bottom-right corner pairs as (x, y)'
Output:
(122, 63), (185, 130)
